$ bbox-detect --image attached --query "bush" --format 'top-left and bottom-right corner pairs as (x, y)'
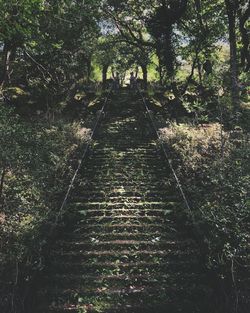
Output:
(0, 104), (91, 312)
(159, 122), (250, 312)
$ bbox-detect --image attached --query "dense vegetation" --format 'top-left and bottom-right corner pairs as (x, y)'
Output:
(159, 122), (250, 311)
(0, 0), (249, 312)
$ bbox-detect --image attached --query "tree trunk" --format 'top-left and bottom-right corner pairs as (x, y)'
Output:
(238, 4), (250, 72)
(159, 62), (164, 86)
(157, 51), (164, 85)
(194, 0), (204, 27)
(0, 42), (15, 89)
(102, 65), (108, 88)
(86, 58), (92, 83)
(0, 167), (6, 202)
(181, 47), (199, 95)
(141, 65), (148, 89)
(197, 57), (203, 85)
(163, 28), (175, 77)
(225, 0), (240, 111)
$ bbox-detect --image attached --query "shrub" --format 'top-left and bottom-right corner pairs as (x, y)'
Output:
(159, 122), (250, 312)
(0, 104), (90, 312)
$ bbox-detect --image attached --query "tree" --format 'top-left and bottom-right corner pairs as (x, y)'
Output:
(238, 0), (250, 72)
(177, 0), (227, 92)
(147, 0), (188, 78)
(94, 36), (120, 86)
(225, 0), (240, 110)
(103, 0), (188, 76)
(0, 0), (102, 118)
(0, 0), (44, 89)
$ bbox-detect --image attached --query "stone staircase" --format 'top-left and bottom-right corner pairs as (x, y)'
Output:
(36, 92), (207, 313)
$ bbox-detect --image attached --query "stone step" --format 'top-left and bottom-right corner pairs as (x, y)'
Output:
(81, 160), (168, 167)
(71, 200), (178, 209)
(79, 165), (170, 174)
(88, 147), (158, 153)
(65, 231), (172, 241)
(72, 223), (174, 234)
(70, 196), (178, 204)
(44, 298), (201, 313)
(55, 239), (195, 252)
(88, 152), (159, 157)
(70, 189), (176, 197)
(93, 143), (153, 148)
(44, 300), (192, 313)
(88, 152), (160, 159)
(51, 248), (197, 264)
(69, 208), (174, 218)
(41, 284), (198, 305)
(76, 172), (171, 181)
(76, 216), (170, 226)
(48, 259), (201, 277)
(74, 181), (174, 190)
(85, 157), (161, 165)
(47, 271), (199, 288)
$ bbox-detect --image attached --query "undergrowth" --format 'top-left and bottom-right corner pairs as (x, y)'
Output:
(159, 122), (250, 312)
(0, 104), (91, 312)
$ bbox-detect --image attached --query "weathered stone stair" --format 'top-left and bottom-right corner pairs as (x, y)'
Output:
(36, 93), (207, 313)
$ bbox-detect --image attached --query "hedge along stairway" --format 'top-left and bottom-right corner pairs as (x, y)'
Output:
(36, 91), (207, 313)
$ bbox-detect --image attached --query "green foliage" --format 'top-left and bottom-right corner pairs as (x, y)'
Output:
(0, 0), (44, 44)
(160, 122), (250, 309)
(0, 103), (89, 311)
(0, 0), (102, 108)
